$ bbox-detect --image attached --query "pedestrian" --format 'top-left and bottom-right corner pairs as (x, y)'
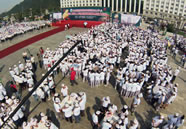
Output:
(73, 103), (81, 123)
(53, 98), (63, 120)
(180, 55), (185, 67)
(62, 104), (73, 123)
(37, 53), (43, 68)
(151, 115), (164, 128)
(79, 92), (86, 117)
(0, 83), (7, 103)
(175, 115), (185, 129)
(22, 51), (28, 63)
(130, 95), (141, 115)
(70, 67), (78, 86)
(84, 22), (88, 28)
(39, 47), (44, 56)
(30, 55), (37, 72)
(173, 48), (178, 59)
(102, 96), (111, 112)
(92, 111), (100, 129)
(61, 84), (68, 97)
(129, 119), (139, 129)
(167, 113), (179, 127)
(10, 81), (20, 99)
(36, 87), (46, 102)
(171, 67), (180, 83)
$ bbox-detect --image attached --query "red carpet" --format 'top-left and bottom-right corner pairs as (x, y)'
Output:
(0, 20), (104, 59)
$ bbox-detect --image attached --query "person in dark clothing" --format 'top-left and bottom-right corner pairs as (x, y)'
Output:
(37, 53), (43, 68)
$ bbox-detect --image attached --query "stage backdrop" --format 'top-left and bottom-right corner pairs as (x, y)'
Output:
(62, 7), (111, 21)
(53, 13), (62, 20)
(121, 14), (141, 26)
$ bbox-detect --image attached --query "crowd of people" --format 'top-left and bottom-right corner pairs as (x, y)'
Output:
(0, 20), (51, 42)
(22, 112), (58, 129)
(151, 113), (185, 129)
(0, 82), (26, 128)
(92, 95), (140, 129)
(166, 35), (185, 68)
(0, 22), (184, 129)
(53, 88), (86, 124)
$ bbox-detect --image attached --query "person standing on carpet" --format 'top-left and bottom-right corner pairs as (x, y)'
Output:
(70, 67), (78, 86)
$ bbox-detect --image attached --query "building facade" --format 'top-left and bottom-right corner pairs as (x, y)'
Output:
(60, 0), (185, 29)
(60, 0), (102, 8)
(60, 0), (144, 15)
(102, 0), (143, 15)
(143, 0), (186, 29)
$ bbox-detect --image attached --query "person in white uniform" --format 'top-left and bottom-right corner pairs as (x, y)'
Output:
(73, 103), (81, 123)
(62, 104), (73, 123)
(61, 84), (68, 97)
(92, 111), (101, 129)
(151, 115), (164, 128)
(130, 96), (141, 114)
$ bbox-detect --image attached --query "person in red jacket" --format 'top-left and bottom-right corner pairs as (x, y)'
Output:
(70, 68), (78, 86)
(10, 81), (20, 99)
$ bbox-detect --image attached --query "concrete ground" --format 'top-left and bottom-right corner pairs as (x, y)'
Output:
(0, 27), (185, 129)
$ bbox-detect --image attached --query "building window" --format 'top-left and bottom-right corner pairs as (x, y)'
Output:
(156, 9), (158, 11)
(146, 11), (148, 14)
(155, 13), (158, 15)
(151, 8), (153, 10)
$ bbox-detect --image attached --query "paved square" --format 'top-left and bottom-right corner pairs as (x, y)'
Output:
(0, 27), (185, 129)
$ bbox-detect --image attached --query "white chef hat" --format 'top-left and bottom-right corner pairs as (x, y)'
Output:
(133, 118), (138, 124)
(65, 103), (69, 108)
(96, 111), (101, 115)
(123, 105), (128, 109)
